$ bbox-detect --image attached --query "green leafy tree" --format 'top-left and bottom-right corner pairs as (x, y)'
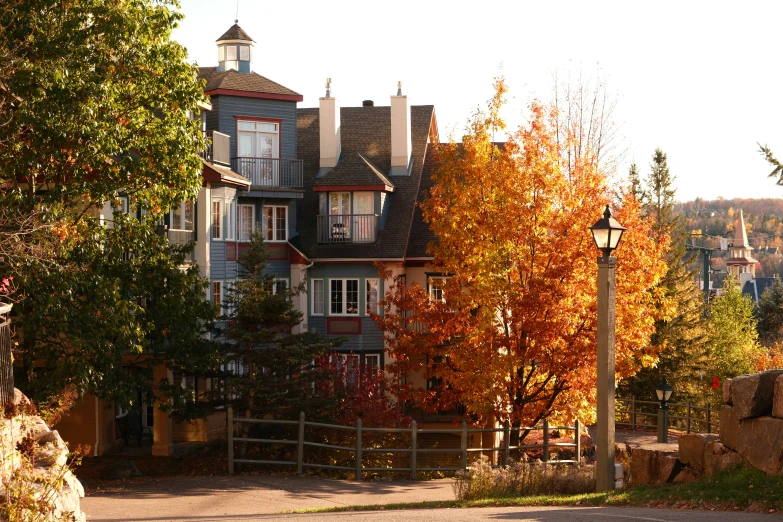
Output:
(0, 0), (219, 414)
(706, 275), (765, 380)
(756, 277), (783, 345)
(623, 149), (708, 400)
(221, 231), (343, 421)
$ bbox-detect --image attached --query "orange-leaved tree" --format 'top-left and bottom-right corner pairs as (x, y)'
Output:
(374, 79), (670, 441)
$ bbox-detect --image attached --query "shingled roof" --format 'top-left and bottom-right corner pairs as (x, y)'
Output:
(198, 67), (302, 100)
(406, 144), (439, 258)
(216, 24), (254, 42)
(313, 151), (394, 190)
(293, 105), (435, 259)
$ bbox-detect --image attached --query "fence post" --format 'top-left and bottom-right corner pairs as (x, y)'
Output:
(461, 421), (468, 470)
(706, 404), (711, 434)
(410, 420), (417, 480)
(631, 395), (636, 429)
(686, 400), (692, 434)
(227, 407), (234, 475)
(297, 411), (305, 476)
(575, 419), (581, 464)
(543, 419), (549, 464)
(355, 417), (362, 481)
(503, 420), (510, 467)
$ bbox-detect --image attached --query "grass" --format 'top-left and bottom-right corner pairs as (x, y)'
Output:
(285, 464), (783, 514)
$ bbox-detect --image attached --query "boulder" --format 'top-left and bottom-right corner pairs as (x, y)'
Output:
(731, 371), (783, 420)
(99, 459), (142, 480)
(629, 448), (681, 485)
(773, 375), (783, 419)
(704, 443), (743, 477)
(720, 405), (740, 450)
(723, 378), (733, 405)
(672, 469), (699, 483)
(678, 433), (719, 471)
(736, 416), (783, 475)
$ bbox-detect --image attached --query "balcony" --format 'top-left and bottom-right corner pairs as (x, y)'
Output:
(199, 130), (230, 166)
(231, 157), (303, 189)
(317, 214), (378, 244)
(167, 229), (195, 263)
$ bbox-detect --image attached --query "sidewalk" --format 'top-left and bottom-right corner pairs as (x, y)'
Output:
(82, 475), (455, 521)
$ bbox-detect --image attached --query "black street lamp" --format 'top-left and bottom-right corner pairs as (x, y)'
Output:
(590, 204), (626, 492)
(656, 377), (674, 443)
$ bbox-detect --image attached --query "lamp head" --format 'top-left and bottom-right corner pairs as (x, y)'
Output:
(655, 376), (674, 406)
(590, 205), (627, 257)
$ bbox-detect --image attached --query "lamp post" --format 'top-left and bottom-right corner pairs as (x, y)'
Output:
(590, 205), (626, 492)
(656, 377), (674, 443)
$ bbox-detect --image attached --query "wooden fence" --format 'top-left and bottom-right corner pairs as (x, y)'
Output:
(616, 396), (719, 434)
(226, 407), (583, 480)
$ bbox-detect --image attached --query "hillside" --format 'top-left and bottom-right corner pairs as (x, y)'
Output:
(675, 198), (783, 279)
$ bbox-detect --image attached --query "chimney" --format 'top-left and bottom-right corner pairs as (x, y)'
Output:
(390, 81), (411, 175)
(319, 78), (341, 169)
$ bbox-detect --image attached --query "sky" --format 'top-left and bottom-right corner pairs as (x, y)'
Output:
(172, 0), (783, 203)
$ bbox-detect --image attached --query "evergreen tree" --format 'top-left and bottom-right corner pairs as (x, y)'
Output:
(624, 149), (708, 400)
(628, 162), (645, 203)
(756, 277), (783, 345)
(221, 231), (343, 420)
(707, 275), (764, 380)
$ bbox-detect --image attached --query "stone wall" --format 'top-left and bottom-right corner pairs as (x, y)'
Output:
(1, 389), (85, 521)
(720, 370), (783, 475)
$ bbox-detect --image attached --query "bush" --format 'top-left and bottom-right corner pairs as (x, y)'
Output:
(453, 455), (595, 501)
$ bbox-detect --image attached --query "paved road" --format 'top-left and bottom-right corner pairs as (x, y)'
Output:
(82, 476), (782, 522)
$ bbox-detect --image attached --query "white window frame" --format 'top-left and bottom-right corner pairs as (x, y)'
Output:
(365, 278), (379, 316)
(272, 278), (289, 295)
(428, 276), (450, 304)
(238, 204), (255, 242)
(329, 278), (360, 316)
(364, 354), (381, 376)
(262, 205), (288, 242)
(312, 279), (324, 315)
(211, 200), (223, 240)
(212, 198), (238, 241)
(170, 201), (195, 231)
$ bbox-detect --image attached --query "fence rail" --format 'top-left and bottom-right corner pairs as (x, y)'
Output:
(231, 157), (304, 188)
(616, 396), (719, 434)
(316, 214), (378, 244)
(227, 408), (583, 480)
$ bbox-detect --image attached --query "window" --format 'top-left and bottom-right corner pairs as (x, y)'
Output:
(364, 354), (380, 378)
(226, 45), (237, 61)
(227, 200), (236, 240)
(170, 201), (194, 231)
(312, 279), (324, 315)
(262, 206), (287, 242)
(212, 200), (222, 239)
(239, 45), (250, 61)
(366, 279), (379, 315)
(239, 204), (254, 241)
(428, 276), (450, 304)
(273, 279), (289, 295)
(330, 279), (359, 315)
(212, 281), (222, 317)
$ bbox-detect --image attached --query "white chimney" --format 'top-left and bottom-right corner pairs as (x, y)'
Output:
(390, 81), (411, 173)
(319, 78), (341, 169)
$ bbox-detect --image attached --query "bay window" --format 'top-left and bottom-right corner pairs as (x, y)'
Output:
(330, 279), (359, 315)
(239, 204), (254, 241)
(263, 205), (287, 242)
(312, 279), (324, 315)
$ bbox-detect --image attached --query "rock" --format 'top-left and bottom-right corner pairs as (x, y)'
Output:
(629, 448), (681, 485)
(720, 405), (740, 450)
(736, 415), (783, 474)
(724, 378), (733, 405)
(99, 459), (142, 480)
(704, 446), (743, 477)
(672, 469), (699, 483)
(773, 375), (783, 419)
(731, 371), (783, 420)
(678, 433), (719, 471)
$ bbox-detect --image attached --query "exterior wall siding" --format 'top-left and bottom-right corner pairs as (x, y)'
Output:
(214, 96), (298, 160)
(308, 317), (384, 354)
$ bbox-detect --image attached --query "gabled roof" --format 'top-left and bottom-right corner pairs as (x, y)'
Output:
(198, 67), (303, 101)
(216, 24), (254, 42)
(313, 151), (394, 192)
(292, 105), (436, 259)
(201, 160), (250, 187)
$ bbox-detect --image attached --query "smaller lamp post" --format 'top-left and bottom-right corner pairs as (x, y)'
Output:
(656, 377), (674, 443)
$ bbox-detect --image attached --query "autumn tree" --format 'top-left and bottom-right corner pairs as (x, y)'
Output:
(706, 275), (764, 380)
(375, 79), (669, 439)
(0, 0), (219, 413)
(623, 149), (707, 400)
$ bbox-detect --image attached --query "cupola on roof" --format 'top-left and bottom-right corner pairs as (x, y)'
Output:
(215, 23), (255, 74)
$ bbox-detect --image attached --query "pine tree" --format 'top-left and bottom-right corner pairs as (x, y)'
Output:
(756, 277), (783, 345)
(628, 162), (646, 203)
(624, 149), (708, 400)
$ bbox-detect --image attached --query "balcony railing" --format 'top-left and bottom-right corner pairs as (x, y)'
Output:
(231, 157), (303, 188)
(317, 214), (378, 244)
(167, 229), (195, 263)
(199, 130), (230, 166)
